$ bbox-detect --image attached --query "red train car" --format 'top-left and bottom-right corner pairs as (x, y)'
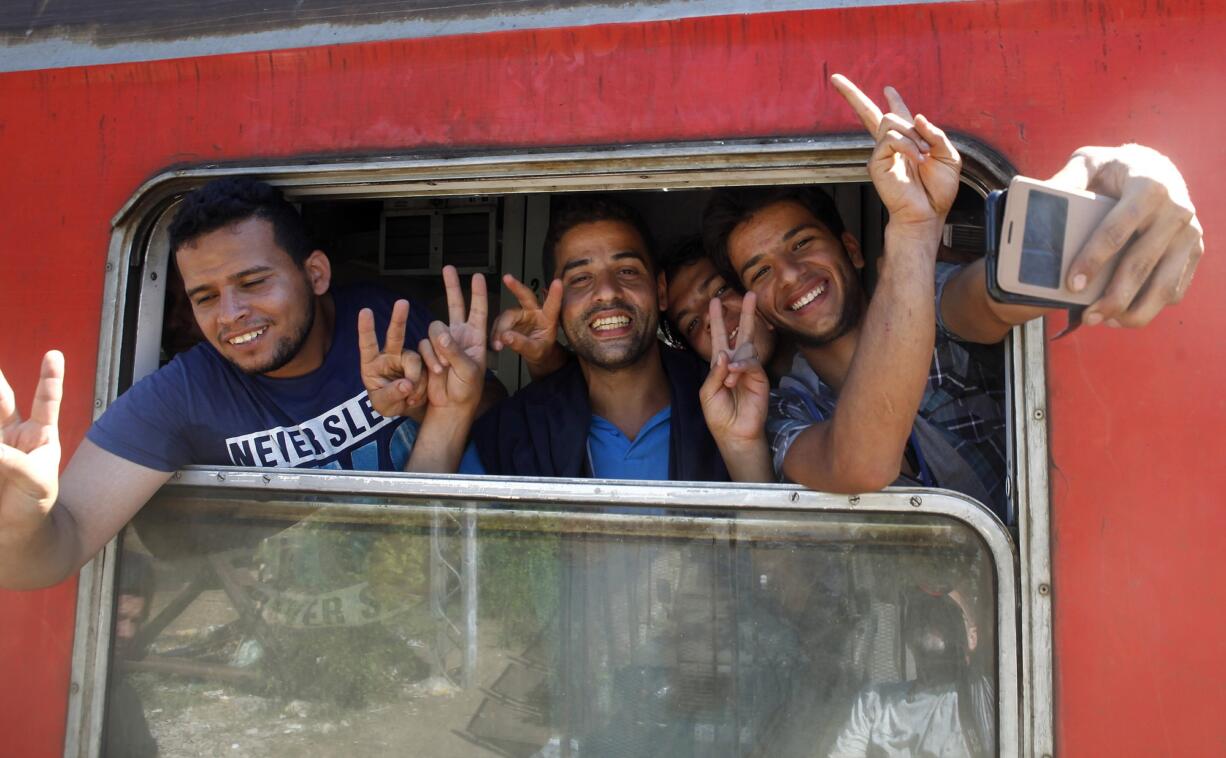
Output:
(1, 1), (1222, 756)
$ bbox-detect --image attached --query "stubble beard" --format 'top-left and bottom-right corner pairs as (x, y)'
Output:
(787, 286), (864, 349)
(565, 300), (658, 372)
(236, 295), (317, 376)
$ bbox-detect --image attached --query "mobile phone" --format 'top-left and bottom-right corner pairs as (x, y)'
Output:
(985, 176), (1117, 307)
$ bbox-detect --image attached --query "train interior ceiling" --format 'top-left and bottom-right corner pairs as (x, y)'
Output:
(155, 182), (993, 395)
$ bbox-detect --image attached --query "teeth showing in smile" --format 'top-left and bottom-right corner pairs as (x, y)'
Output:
(728, 326), (740, 345)
(789, 284), (826, 311)
(229, 327), (267, 345)
(591, 315), (630, 331)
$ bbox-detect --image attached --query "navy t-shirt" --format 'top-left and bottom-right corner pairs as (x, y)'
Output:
(87, 285), (433, 473)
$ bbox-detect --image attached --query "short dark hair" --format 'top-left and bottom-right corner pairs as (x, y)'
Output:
(542, 195), (655, 280)
(655, 234), (707, 285)
(655, 236), (708, 351)
(118, 552), (155, 605)
(702, 186), (846, 287)
(168, 176), (316, 265)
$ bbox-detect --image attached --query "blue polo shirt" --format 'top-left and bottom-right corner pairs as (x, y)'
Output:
(587, 406), (672, 480)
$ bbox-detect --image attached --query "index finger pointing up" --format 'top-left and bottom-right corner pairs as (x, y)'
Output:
(0, 364), (18, 427)
(29, 350), (64, 429)
(831, 73), (883, 135)
(504, 274), (542, 312)
(443, 265), (466, 325)
(883, 86), (915, 123)
(708, 297), (728, 365)
(541, 279), (563, 326)
(467, 273), (488, 331)
(733, 292), (757, 354)
(383, 299), (410, 355)
(357, 307), (381, 365)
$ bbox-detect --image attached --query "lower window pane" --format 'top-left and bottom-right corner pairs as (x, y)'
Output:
(106, 488), (999, 758)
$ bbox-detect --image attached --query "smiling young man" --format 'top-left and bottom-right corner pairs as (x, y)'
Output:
(658, 236), (785, 375)
(471, 196), (744, 482)
(703, 76), (1204, 520)
(0, 177), (499, 590)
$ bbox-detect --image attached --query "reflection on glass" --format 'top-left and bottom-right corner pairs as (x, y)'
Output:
(106, 490), (997, 758)
(1019, 190), (1067, 289)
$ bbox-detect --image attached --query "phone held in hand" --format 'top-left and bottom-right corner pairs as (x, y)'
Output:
(985, 176), (1117, 307)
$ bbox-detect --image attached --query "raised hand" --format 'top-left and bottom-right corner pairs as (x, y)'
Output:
(1049, 144), (1203, 328)
(490, 275), (568, 378)
(700, 293), (771, 451)
(0, 351), (64, 538)
(358, 299), (428, 420)
(418, 266), (489, 414)
(831, 73), (962, 227)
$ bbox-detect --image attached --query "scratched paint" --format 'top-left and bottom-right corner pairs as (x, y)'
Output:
(0, 2), (1222, 756)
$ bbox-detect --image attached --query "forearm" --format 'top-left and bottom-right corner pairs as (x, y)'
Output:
(717, 438), (773, 483)
(787, 227), (939, 491)
(405, 407), (479, 474)
(0, 504), (83, 590)
(832, 228), (937, 478)
(524, 344), (570, 381)
(940, 259), (1052, 344)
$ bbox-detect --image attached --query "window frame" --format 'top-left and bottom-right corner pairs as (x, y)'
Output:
(68, 136), (1053, 758)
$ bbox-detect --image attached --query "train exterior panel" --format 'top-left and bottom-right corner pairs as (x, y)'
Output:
(0, 1), (1222, 755)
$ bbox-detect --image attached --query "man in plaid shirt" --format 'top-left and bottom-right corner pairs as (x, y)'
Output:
(698, 75), (1202, 522)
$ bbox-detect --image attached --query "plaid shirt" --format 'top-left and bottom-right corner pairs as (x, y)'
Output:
(767, 264), (1009, 520)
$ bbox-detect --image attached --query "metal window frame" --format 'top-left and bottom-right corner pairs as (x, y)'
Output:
(69, 135), (1052, 757)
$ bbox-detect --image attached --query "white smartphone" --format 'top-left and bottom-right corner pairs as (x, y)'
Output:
(987, 176), (1117, 307)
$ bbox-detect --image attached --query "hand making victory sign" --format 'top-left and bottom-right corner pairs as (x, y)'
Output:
(418, 265), (489, 415)
(489, 275), (569, 379)
(700, 293), (772, 482)
(0, 351), (64, 543)
(831, 73), (962, 230)
(358, 300), (428, 421)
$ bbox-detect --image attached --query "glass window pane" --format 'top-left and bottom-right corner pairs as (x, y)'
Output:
(106, 488), (999, 758)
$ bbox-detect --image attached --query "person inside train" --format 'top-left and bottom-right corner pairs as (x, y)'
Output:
(457, 195), (773, 483)
(699, 74), (1203, 520)
(656, 235), (794, 380)
(106, 551), (160, 758)
(0, 177), (504, 591)
(827, 588), (994, 758)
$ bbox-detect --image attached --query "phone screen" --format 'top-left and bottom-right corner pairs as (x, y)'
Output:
(1019, 190), (1067, 288)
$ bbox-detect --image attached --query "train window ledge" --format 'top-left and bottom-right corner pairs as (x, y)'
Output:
(69, 139), (1049, 758)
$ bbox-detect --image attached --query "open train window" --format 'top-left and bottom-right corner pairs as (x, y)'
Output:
(71, 140), (1048, 758)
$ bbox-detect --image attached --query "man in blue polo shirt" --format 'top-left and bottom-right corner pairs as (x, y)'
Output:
(471, 195), (770, 483)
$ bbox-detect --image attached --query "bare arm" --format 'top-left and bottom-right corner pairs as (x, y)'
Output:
(1, 353), (170, 590)
(781, 76), (957, 492)
(405, 266), (489, 473)
(941, 144), (1203, 344)
(782, 228), (938, 491)
(7, 442), (170, 589)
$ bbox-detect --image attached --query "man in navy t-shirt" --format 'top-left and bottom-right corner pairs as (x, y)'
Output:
(0, 177), (498, 590)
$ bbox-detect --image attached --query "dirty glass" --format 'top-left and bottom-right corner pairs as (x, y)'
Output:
(104, 486), (1000, 758)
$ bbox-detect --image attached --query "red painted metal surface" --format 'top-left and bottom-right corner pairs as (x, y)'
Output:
(0, 1), (1222, 754)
